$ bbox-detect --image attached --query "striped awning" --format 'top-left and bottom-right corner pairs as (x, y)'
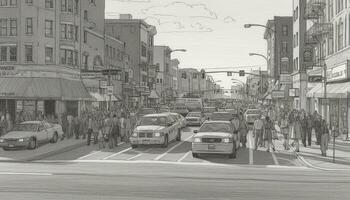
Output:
(306, 82), (350, 98)
(0, 77), (92, 101)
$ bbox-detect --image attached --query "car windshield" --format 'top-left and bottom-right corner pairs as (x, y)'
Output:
(204, 107), (216, 113)
(139, 117), (167, 126)
(139, 109), (155, 115)
(210, 113), (233, 121)
(12, 123), (38, 132)
(246, 110), (260, 115)
(199, 123), (232, 133)
(187, 113), (201, 117)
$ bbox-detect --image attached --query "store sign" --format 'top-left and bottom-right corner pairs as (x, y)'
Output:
(289, 88), (300, 97)
(0, 66), (19, 77)
(271, 90), (285, 99)
(16, 101), (23, 111)
(280, 74), (292, 84)
(326, 63), (348, 82)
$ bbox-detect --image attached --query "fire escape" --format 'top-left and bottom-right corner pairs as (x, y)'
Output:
(305, 0), (332, 69)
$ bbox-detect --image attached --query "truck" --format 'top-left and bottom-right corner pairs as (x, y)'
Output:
(176, 98), (203, 112)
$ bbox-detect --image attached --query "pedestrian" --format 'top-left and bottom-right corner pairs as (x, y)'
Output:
(120, 113), (126, 142)
(291, 116), (302, 152)
(280, 114), (289, 150)
(232, 114), (241, 147)
(104, 114), (114, 149)
(306, 114), (313, 146)
(61, 113), (68, 140)
(320, 119), (330, 157)
(67, 113), (74, 139)
(74, 115), (80, 139)
(86, 115), (93, 145)
(80, 114), (87, 140)
(92, 116), (100, 145)
(301, 113), (308, 147)
(0, 115), (7, 137)
(313, 112), (321, 145)
(112, 114), (120, 147)
(253, 115), (264, 151)
(239, 114), (248, 148)
(264, 116), (275, 152)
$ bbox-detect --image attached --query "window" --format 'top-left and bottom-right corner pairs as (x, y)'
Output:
(0, 46), (6, 61)
(67, 50), (73, 65)
(83, 31), (87, 43)
(67, 0), (73, 12)
(9, 46), (16, 61)
(60, 49), (77, 66)
(0, 19), (7, 36)
(60, 24), (66, 39)
(60, 23), (74, 40)
(282, 25), (288, 36)
(25, 0), (32, 5)
(45, 0), (53, 8)
(60, 49), (66, 64)
(281, 42), (288, 54)
(338, 18), (344, 50)
(336, 0), (344, 13)
(84, 10), (88, 20)
(329, 0), (334, 21)
(141, 44), (147, 57)
(328, 37), (334, 54)
(112, 48), (116, 59)
(25, 45), (33, 62)
(295, 6), (298, 20)
(9, 19), (16, 36)
(45, 20), (53, 37)
(9, 0), (16, 6)
(125, 72), (129, 83)
(75, 26), (79, 41)
(74, 0), (79, 14)
(67, 24), (73, 39)
(45, 47), (53, 63)
(83, 54), (88, 69)
(25, 18), (33, 34)
(296, 32), (299, 46)
(296, 57), (299, 71)
(61, 0), (67, 12)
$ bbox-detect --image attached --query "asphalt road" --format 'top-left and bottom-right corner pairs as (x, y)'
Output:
(0, 161), (349, 200)
(42, 126), (300, 167)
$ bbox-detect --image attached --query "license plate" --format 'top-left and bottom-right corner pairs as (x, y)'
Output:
(208, 144), (215, 150)
(8, 144), (15, 148)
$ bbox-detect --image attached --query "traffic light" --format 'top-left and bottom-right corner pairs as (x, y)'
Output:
(227, 72), (232, 76)
(201, 69), (205, 79)
(239, 70), (245, 76)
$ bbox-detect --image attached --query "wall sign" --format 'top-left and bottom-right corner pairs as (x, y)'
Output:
(326, 62), (349, 82)
(271, 90), (285, 99)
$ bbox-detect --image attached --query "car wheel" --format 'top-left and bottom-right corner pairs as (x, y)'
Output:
(176, 129), (181, 141)
(192, 153), (199, 158)
(229, 142), (237, 159)
(28, 137), (37, 150)
(131, 144), (138, 149)
(162, 135), (169, 148)
(2, 147), (10, 151)
(50, 132), (58, 143)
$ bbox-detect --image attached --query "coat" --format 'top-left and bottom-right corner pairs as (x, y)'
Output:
(291, 120), (302, 139)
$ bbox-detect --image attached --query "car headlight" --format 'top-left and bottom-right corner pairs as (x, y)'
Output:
(154, 132), (164, 137)
(132, 132), (138, 137)
(222, 138), (233, 143)
(18, 138), (30, 142)
(0, 138), (4, 143)
(193, 138), (201, 143)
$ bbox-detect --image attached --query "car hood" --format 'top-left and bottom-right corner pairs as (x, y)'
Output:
(1, 131), (36, 139)
(135, 126), (165, 132)
(194, 132), (232, 138)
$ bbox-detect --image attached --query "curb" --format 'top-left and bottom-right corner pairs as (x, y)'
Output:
(23, 140), (86, 162)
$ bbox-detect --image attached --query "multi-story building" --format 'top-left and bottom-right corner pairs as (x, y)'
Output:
(231, 85), (244, 100)
(246, 70), (268, 101)
(153, 46), (171, 103)
(0, 0), (105, 120)
(171, 59), (180, 98)
(105, 14), (157, 107)
(264, 16), (294, 111)
(305, 0), (350, 136)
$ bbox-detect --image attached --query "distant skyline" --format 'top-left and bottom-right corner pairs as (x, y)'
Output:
(106, 0), (292, 89)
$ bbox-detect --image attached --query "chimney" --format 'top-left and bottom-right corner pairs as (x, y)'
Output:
(120, 14), (133, 20)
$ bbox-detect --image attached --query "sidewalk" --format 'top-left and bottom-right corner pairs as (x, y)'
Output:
(0, 138), (86, 162)
(275, 124), (350, 171)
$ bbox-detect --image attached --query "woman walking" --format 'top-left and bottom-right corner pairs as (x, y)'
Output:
(280, 114), (289, 150)
(292, 115), (302, 152)
(239, 114), (248, 148)
(264, 116), (275, 152)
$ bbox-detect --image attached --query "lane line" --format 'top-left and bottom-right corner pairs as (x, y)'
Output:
(154, 135), (193, 161)
(77, 151), (101, 160)
(127, 148), (153, 161)
(102, 147), (132, 160)
(248, 131), (254, 165)
(271, 150), (280, 165)
(0, 172), (53, 176)
(177, 151), (191, 162)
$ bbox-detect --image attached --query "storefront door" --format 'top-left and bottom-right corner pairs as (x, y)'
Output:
(66, 101), (78, 117)
(44, 100), (56, 117)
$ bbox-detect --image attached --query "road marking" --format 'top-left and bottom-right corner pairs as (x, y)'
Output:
(248, 131), (254, 165)
(154, 135), (193, 161)
(102, 147), (132, 160)
(77, 151), (101, 160)
(0, 172), (52, 176)
(271, 150), (279, 165)
(127, 148), (153, 160)
(177, 151), (191, 162)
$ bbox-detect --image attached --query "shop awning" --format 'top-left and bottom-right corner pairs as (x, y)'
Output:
(0, 77), (92, 101)
(306, 82), (350, 98)
(89, 92), (105, 102)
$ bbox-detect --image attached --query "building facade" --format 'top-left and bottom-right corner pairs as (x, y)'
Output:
(105, 14), (157, 108)
(0, 0), (106, 121)
(171, 59), (180, 98)
(153, 46), (171, 103)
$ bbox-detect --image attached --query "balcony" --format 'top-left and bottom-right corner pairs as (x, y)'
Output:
(306, 22), (332, 44)
(305, 0), (326, 20)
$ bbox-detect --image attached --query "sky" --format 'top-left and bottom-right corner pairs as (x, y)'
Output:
(106, 0), (292, 89)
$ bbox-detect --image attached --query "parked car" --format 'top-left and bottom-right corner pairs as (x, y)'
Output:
(130, 113), (181, 148)
(192, 121), (238, 159)
(170, 113), (186, 129)
(186, 112), (205, 126)
(0, 121), (64, 150)
(244, 109), (261, 125)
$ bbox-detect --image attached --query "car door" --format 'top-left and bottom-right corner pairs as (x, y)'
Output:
(36, 123), (48, 143)
(167, 116), (177, 141)
(44, 122), (54, 139)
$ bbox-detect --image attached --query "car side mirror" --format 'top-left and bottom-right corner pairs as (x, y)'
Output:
(193, 130), (198, 134)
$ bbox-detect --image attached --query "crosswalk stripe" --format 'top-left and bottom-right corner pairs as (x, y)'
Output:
(77, 151), (101, 160)
(154, 135), (193, 161)
(177, 151), (191, 162)
(248, 131), (254, 165)
(271, 150), (280, 165)
(127, 148), (153, 161)
(102, 147), (132, 160)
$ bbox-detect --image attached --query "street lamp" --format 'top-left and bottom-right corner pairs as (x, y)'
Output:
(244, 23), (276, 33)
(170, 49), (187, 53)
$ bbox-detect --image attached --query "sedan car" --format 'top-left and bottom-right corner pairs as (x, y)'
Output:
(170, 113), (186, 129)
(192, 121), (238, 159)
(0, 121), (64, 150)
(130, 113), (181, 148)
(186, 112), (205, 126)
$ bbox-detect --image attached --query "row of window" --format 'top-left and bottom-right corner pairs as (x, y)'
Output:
(105, 44), (122, 61)
(0, 0), (16, 6)
(0, 0), (71, 9)
(293, 32), (299, 48)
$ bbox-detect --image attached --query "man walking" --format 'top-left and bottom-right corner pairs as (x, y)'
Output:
(253, 115), (264, 151)
(306, 114), (313, 146)
(86, 115), (93, 146)
(314, 114), (322, 145)
(320, 119), (329, 157)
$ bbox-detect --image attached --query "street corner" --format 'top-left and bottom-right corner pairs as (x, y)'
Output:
(0, 138), (86, 162)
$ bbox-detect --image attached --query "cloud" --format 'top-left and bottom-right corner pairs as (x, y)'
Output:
(111, 0), (151, 2)
(142, 1), (218, 19)
(223, 16), (236, 23)
(144, 17), (213, 33)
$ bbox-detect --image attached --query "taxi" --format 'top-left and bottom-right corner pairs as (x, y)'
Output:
(130, 113), (181, 148)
